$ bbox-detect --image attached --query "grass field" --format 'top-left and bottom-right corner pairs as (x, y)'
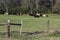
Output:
(0, 14), (60, 40)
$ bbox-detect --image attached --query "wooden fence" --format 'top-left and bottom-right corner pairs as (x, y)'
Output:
(0, 20), (22, 38)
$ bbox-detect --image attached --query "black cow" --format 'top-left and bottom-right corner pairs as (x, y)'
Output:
(29, 13), (34, 16)
(29, 13), (43, 18)
(34, 13), (40, 18)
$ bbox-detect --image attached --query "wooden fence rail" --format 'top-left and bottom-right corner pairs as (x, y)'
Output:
(0, 23), (7, 26)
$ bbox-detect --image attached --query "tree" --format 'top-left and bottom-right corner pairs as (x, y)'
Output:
(3, 0), (9, 15)
(0, 3), (5, 14)
(8, 0), (22, 15)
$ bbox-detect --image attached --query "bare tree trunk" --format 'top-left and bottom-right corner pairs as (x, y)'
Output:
(29, 0), (33, 14)
(36, 0), (39, 14)
(5, 6), (8, 14)
(3, 0), (8, 15)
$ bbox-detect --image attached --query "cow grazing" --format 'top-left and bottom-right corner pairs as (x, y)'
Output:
(34, 13), (40, 18)
(29, 13), (43, 17)
(29, 13), (34, 16)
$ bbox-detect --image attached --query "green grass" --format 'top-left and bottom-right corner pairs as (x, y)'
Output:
(0, 14), (60, 40)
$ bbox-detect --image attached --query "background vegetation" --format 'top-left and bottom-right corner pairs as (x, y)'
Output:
(0, 0), (60, 15)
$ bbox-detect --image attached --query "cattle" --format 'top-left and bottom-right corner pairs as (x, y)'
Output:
(29, 13), (43, 18)
(34, 13), (40, 18)
(29, 13), (48, 18)
(29, 13), (34, 16)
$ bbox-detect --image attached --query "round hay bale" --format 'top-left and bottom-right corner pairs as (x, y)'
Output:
(43, 15), (46, 17)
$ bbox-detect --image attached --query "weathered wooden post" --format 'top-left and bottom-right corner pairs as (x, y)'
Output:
(47, 20), (50, 34)
(20, 20), (22, 35)
(7, 20), (10, 38)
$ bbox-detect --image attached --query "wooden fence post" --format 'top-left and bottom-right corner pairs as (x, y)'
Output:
(7, 20), (10, 38)
(20, 20), (22, 35)
(47, 20), (50, 34)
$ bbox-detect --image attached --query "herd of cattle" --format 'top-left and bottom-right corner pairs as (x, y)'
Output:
(29, 13), (48, 18)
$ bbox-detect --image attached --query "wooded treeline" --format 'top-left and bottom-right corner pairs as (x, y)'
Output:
(0, 0), (60, 15)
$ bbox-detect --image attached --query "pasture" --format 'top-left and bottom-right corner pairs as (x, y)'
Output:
(0, 14), (60, 40)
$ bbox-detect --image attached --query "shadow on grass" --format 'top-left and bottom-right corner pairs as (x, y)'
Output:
(0, 31), (44, 38)
(0, 31), (60, 39)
